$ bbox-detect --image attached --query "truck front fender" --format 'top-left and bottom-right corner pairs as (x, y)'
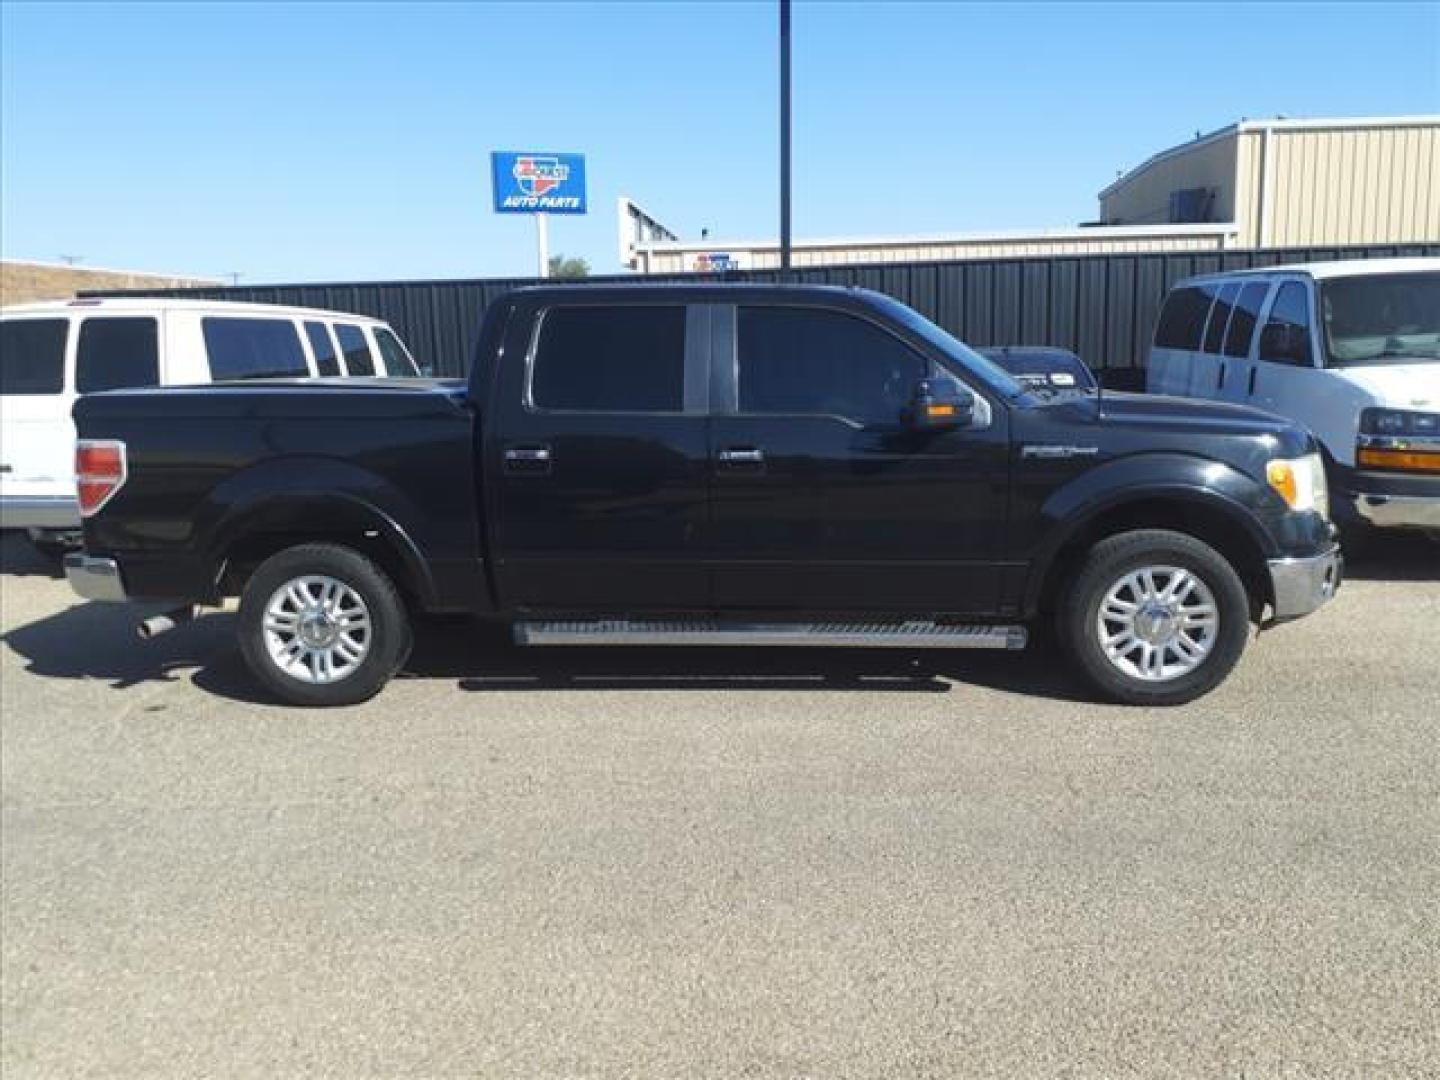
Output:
(1021, 452), (1283, 615)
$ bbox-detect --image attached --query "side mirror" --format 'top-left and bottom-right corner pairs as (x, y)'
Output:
(905, 377), (974, 431)
(1260, 323), (1311, 366)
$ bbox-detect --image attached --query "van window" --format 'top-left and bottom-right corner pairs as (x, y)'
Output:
(530, 306), (685, 412)
(1320, 272), (1440, 367)
(0, 318), (68, 395)
(738, 306), (926, 426)
(1153, 286), (1211, 350)
(203, 318), (309, 380)
(335, 324), (375, 376)
(374, 327), (420, 376)
(76, 317), (160, 392)
(1222, 282), (1269, 359)
(1260, 282), (1314, 367)
(303, 321), (341, 377)
(1202, 283), (1239, 354)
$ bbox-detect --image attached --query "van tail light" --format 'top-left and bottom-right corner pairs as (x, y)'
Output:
(76, 440), (127, 516)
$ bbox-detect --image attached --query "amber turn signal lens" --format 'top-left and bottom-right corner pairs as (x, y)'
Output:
(1266, 460), (1298, 507)
(1357, 447), (1440, 474)
(926, 403), (957, 417)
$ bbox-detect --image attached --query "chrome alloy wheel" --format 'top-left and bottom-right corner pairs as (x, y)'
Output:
(1096, 565), (1219, 682)
(262, 575), (372, 684)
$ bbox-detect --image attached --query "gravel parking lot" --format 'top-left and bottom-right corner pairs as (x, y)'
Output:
(1, 530), (1437, 1077)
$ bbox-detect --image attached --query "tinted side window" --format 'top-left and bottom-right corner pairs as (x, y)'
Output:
(1153, 286), (1211, 350)
(1223, 282), (1270, 358)
(304, 321), (341, 377)
(1260, 282), (1314, 367)
(530, 306), (685, 412)
(76, 317), (159, 392)
(335, 324), (375, 376)
(0, 318), (68, 395)
(1202, 282), (1240, 354)
(374, 327), (420, 376)
(738, 306), (926, 426)
(203, 318), (308, 380)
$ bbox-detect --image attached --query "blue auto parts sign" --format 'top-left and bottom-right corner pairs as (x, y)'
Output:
(491, 152), (587, 214)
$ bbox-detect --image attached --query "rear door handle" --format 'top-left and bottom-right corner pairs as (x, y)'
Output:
(503, 445), (552, 474)
(717, 447), (765, 469)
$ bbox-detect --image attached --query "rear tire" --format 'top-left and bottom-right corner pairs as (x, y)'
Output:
(238, 543), (411, 707)
(1060, 529), (1251, 707)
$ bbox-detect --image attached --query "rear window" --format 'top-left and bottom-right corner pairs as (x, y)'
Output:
(76, 317), (159, 392)
(0, 318), (68, 395)
(1153, 286), (1211, 351)
(203, 317), (309, 381)
(335, 324), (376, 376)
(303, 321), (341, 377)
(374, 327), (420, 376)
(530, 306), (685, 412)
(1222, 282), (1270, 358)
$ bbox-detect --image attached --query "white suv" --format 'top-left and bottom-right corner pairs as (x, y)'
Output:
(1, 298), (421, 552)
(1147, 258), (1439, 538)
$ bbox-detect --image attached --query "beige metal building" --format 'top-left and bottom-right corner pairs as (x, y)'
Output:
(625, 114), (1439, 273)
(1099, 115), (1439, 248)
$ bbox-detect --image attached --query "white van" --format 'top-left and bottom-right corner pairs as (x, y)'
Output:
(0, 298), (422, 551)
(1147, 258), (1439, 537)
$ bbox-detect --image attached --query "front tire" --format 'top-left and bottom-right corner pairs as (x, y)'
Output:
(238, 543), (411, 706)
(1060, 529), (1251, 706)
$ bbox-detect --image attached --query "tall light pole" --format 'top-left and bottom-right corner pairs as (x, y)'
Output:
(779, 0), (792, 272)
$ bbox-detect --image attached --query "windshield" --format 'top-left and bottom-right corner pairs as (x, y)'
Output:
(869, 295), (1025, 397)
(1320, 272), (1440, 367)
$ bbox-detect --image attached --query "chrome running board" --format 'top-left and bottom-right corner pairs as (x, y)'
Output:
(514, 620), (1027, 650)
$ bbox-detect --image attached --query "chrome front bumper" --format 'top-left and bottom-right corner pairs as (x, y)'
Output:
(1350, 493), (1440, 531)
(64, 554), (128, 602)
(0, 494), (81, 530)
(1268, 546), (1342, 622)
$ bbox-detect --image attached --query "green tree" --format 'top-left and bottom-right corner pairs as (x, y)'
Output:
(547, 254), (590, 280)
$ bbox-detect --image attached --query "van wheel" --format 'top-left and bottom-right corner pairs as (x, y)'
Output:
(1060, 529), (1250, 706)
(238, 543), (411, 707)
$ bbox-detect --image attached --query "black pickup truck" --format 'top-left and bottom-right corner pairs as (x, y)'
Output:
(66, 285), (1341, 707)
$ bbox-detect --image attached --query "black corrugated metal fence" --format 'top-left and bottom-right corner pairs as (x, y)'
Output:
(99, 243), (1439, 380)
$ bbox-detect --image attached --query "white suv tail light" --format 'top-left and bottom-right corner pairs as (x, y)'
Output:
(76, 440), (127, 517)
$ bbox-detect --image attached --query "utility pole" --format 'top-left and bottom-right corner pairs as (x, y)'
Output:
(779, 0), (792, 272)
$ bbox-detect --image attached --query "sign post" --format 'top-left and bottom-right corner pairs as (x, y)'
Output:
(491, 152), (587, 278)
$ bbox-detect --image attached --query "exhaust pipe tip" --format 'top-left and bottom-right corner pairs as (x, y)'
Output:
(137, 606), (196, 640)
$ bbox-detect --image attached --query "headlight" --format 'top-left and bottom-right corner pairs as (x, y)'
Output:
(1357, 408), (1440, 474)
(1359, 407), (1440, 437)
(1267, 452), (1329, 519)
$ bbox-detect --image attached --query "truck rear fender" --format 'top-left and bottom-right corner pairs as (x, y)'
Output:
(199, 458), (440, 609)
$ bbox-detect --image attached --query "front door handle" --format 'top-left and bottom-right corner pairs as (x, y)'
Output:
(503, 445), (553, 474)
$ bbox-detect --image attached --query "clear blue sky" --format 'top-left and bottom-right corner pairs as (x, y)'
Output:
(2, 1), (1436, 283)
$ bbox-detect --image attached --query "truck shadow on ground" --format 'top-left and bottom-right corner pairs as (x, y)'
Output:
(2, 603), (1096, 706)
(3, 532), (1431, 707)
(0, 531), (65, 579)
(1340, 532), (1438, 581)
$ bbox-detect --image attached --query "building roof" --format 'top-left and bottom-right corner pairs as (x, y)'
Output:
(636, 220), (1237, 256)
(1098, 114), (1440, 201)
